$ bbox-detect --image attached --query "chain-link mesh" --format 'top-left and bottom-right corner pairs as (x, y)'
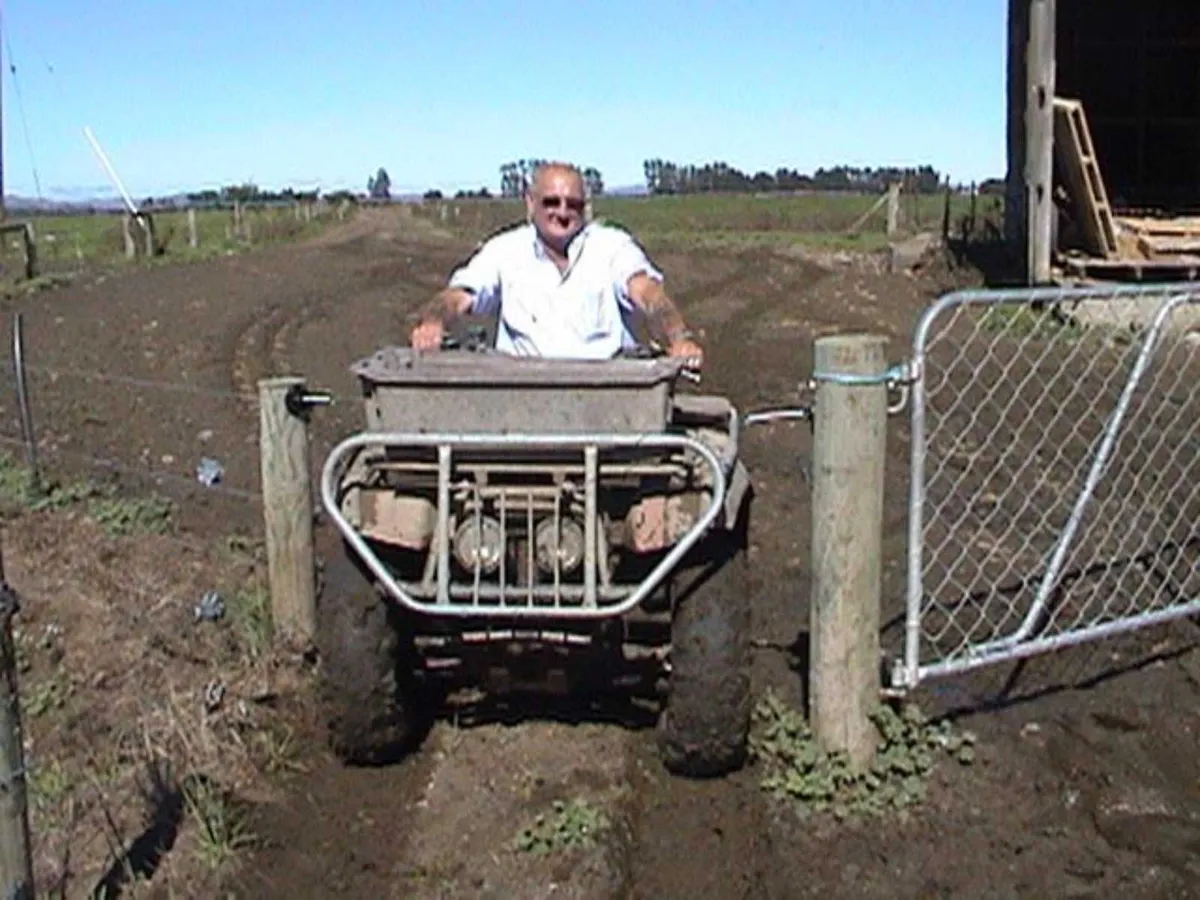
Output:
(900, 283), (1200, 687)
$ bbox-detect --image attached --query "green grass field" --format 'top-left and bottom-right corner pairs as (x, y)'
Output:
(0, 190), (1002, 291)
(1, 202), (341, 282)
(413, 190), (1001, 251)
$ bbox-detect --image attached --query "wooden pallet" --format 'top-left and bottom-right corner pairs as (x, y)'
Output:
(1061, 254), (1200, 282)
(1137, 234), (1200, 256)
(1117, 215), (1200, 237)
(1053, 98), (1119, 259)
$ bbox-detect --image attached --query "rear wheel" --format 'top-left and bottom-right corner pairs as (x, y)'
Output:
(316, 537), (424, 765)
(656, 516), (752, 778)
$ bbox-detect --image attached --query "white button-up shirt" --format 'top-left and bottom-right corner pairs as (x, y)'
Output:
(447, 221), (663, 359)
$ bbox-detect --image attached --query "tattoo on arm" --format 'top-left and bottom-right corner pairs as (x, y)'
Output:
(630, 275), (691, 343)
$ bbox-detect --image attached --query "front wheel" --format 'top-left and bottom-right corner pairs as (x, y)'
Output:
(315, 538), (424, 766)
(656, 520), (752, 778)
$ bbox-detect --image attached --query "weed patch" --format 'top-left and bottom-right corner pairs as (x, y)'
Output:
(749, 690), (975, 820)
(0, 452), (174, 536)
(515, 797), (609, 856)
(979, 304), (1084, 341)
(227, 583), (272, 659)
(182, 777), (259, 870)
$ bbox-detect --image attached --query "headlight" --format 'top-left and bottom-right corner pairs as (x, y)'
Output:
(453, 516), (503, 574)
(534, 517), (586, 574)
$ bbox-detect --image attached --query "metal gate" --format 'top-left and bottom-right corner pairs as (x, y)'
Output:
(894, 282), (1200, 690)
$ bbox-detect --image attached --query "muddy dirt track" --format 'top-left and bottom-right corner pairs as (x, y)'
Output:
(4, 207), (1200, 898)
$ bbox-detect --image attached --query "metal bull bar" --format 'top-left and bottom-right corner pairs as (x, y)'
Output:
(320, 431), (727, 619)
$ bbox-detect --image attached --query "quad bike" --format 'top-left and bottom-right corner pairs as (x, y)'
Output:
(314, 327), (754, 778)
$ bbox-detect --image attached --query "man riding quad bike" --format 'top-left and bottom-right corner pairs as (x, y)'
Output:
(314, 163), (754, 777)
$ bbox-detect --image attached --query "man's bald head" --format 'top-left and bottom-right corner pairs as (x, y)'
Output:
(530, 161), (585, 197)
(525, 161), (589, 256)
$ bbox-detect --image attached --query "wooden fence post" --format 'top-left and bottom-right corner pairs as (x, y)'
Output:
(258, 377), (317, 648)
(942, 185), (953, 243)
(20, 225), (36, 281)
(886, 183), (901, 236)
(142, 214), (156, 258)
(187, 208), (198, 249)
(0, 538), (35, 899)
(809, 333), (888, 772)
(122, 216), (136, 259)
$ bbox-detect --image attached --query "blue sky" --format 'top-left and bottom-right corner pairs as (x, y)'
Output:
(2, 0), (1007, 200)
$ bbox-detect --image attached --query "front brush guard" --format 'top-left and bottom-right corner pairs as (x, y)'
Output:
(320, 431), (727, 620)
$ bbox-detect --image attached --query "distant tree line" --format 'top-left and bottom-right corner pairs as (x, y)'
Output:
(179, 183), (323, 208)
(642, 160), (950, 195)
(499, 160), (604, 198)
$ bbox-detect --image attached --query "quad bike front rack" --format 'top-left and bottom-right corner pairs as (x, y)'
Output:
(320, 430), (727, 620)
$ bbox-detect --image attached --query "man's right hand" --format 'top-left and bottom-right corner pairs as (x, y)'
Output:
(410, 318), (445, 351)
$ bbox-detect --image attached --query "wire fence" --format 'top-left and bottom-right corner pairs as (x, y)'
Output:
(0, 318), (316, 894)
(0, 352), (265, 512)
(0, 201), (351, 284)
(900, 282), (1200, 688)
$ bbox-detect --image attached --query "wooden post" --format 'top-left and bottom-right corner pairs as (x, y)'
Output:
(809, 334), (888, 772)
(1005, 0), (1030, 262)
(1026, 0), (1057, 283)
(942, 184), (952, 242)
(0, 539), (35, 899)
(885, 183), (900, 237)
(20, 224), (36, 280)
(258, 377), (317, 648)
(187, 208), (198, 249)
(122, 215), (136, 259)
(969, 182), (979, 237)
(141, 214), (156, 257)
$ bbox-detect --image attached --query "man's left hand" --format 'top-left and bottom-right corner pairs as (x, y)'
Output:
(667, 336), (704, 371)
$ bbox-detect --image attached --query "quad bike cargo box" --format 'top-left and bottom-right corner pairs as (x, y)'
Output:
(352, 346), (682, 434)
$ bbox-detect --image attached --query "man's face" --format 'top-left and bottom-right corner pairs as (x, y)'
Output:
(527, 168), (586, 253)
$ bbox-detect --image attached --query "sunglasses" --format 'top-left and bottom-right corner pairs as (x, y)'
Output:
(539, 195), (586, 213)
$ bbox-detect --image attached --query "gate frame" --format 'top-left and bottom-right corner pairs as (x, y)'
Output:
(894, 281), (1200, 691)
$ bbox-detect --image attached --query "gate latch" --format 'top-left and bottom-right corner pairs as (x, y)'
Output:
(285, 384), (333, 421)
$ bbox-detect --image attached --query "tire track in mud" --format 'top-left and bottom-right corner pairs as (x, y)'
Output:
(228, 299), (327, 413)
(619, 249), (830, 899)
(230, 304), (287, 411)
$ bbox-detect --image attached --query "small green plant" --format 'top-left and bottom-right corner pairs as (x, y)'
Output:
(229, 583), (272, 659)
(979, 304), (1083, 341)
(515, 797), (609, 856)
(28, 758), (73, 813)
(0, 453), (36, 509)
(30, 477), (107, 511)
(749, 690), (975, 820)
(22, 672), (73, 719)
(182, 777), (258, 869)
(28, 758), (72, 816)
(88, 493), (174, 537)
(251, 723), (304, 776)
